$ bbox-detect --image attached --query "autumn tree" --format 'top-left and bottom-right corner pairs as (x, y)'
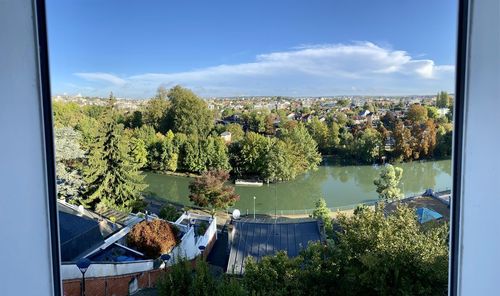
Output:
(407, 104), (428, 124)
(373, 164), (404, 201)
(411, 119), (437, 159)
(393, 120), (413, 161)
(189, 170), (239, 215)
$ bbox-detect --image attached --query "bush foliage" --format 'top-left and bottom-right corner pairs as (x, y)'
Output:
(127, 219), (179, 258)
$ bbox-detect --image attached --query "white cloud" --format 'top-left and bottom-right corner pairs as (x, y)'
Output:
(74, 72), (127, 86)
(72, 42), (454, 97)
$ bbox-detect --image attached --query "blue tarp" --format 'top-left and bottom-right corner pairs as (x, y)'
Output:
(416, 207), (443, 224)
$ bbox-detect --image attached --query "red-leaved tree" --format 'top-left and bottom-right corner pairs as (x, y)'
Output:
(189, 170), (239, 216)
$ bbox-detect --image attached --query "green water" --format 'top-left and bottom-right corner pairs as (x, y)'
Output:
(144, 159), (452, 214)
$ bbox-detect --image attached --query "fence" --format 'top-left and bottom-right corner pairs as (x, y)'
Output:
(235, 187), (452, 217)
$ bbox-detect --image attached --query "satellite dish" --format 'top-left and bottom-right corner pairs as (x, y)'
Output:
(232, 209), (241, 220)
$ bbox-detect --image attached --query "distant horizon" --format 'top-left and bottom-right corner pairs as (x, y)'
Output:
(53, 91), (454, 101)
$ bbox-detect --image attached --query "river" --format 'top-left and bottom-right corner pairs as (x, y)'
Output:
(143, 159), (452, 215)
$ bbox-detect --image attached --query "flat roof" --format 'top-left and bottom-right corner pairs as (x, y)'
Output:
(227, 219), (321, 275)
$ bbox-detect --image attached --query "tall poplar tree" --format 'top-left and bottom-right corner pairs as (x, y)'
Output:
(82, 96), (147, 212)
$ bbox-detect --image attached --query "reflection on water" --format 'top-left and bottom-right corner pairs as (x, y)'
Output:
(144, 159), (452, 213)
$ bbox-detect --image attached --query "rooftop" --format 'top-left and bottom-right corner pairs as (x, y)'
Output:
(227, 219), (321, 275)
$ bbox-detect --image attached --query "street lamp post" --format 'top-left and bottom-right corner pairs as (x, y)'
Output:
(76, 258), (91, 296)
(198, 245), (206, 260)
(253, 196), (256, 219)
(160, 254), (171, 272)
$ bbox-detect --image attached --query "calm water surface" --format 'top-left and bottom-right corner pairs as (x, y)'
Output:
(144, 159), (451, 214)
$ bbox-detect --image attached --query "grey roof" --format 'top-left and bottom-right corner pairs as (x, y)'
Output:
(227, 220), (321, 275)
(59, 211), (104, 261)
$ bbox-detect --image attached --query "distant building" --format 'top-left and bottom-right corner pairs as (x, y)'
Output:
(221, 131), (232, 143)
(438, 108), (450, 117)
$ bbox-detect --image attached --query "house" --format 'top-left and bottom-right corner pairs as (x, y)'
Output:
(359, 109), (371, 117)
(221, 131), (232, 143)
(286, 112), (296, 120)
(60, 204), (218, 295)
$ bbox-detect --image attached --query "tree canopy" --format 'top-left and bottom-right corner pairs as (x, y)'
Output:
(189, 170), (239, 214)
(374, 164), (404, 201)
(164, 85), (214, 137)
(82, 98), (147, 212)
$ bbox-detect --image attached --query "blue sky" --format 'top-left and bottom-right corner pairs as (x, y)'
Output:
(47, 0), (458, 98)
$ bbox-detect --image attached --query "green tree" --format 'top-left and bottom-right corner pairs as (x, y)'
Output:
(426, 106), (440, 119)
(336, 205), (448, 295)
(128, 137), (148, 168)
(263, 138), (295, 182)
(159, 204), (181, 221)
(312, 198), (333, 237)
(435, 123), (453, 158)
(352, 128), (382, 163)
(125, 110), (143, 129)
(237, 132), (269, 177)
(190, 258), (217, 296)
(142, 87), (170, 131)
(306, 117), (329, 153)
(55, 127), (86, 200)
(224, 123), (244, 142)
(52, 101), (83, 128)
(205, 136), (230, 171)
(164, 86), (214, 137)
(436, 91), (450, 108)
(181, 134), (206, 173)
(328, 122), (341, 152)
(160, 131), (179, 172)
(82, 98), (147, 212)
(243, 252), (301, 296)
(189, 170), (239, 215)
(245, 111), (268, 134)
(280, 123), (322, 173)
(157, 257), (193, 296)
(373, 164), (403, 201)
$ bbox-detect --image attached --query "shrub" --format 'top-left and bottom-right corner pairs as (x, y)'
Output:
(157, 256), (192, 296)
(127, 219), (179, 258)
(159, 204), (181, 221)
(196, 221), (208, 236)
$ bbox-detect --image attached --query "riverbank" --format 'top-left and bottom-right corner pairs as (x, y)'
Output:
(143, 159), (452, 213)
(143, 155), (452, 183)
